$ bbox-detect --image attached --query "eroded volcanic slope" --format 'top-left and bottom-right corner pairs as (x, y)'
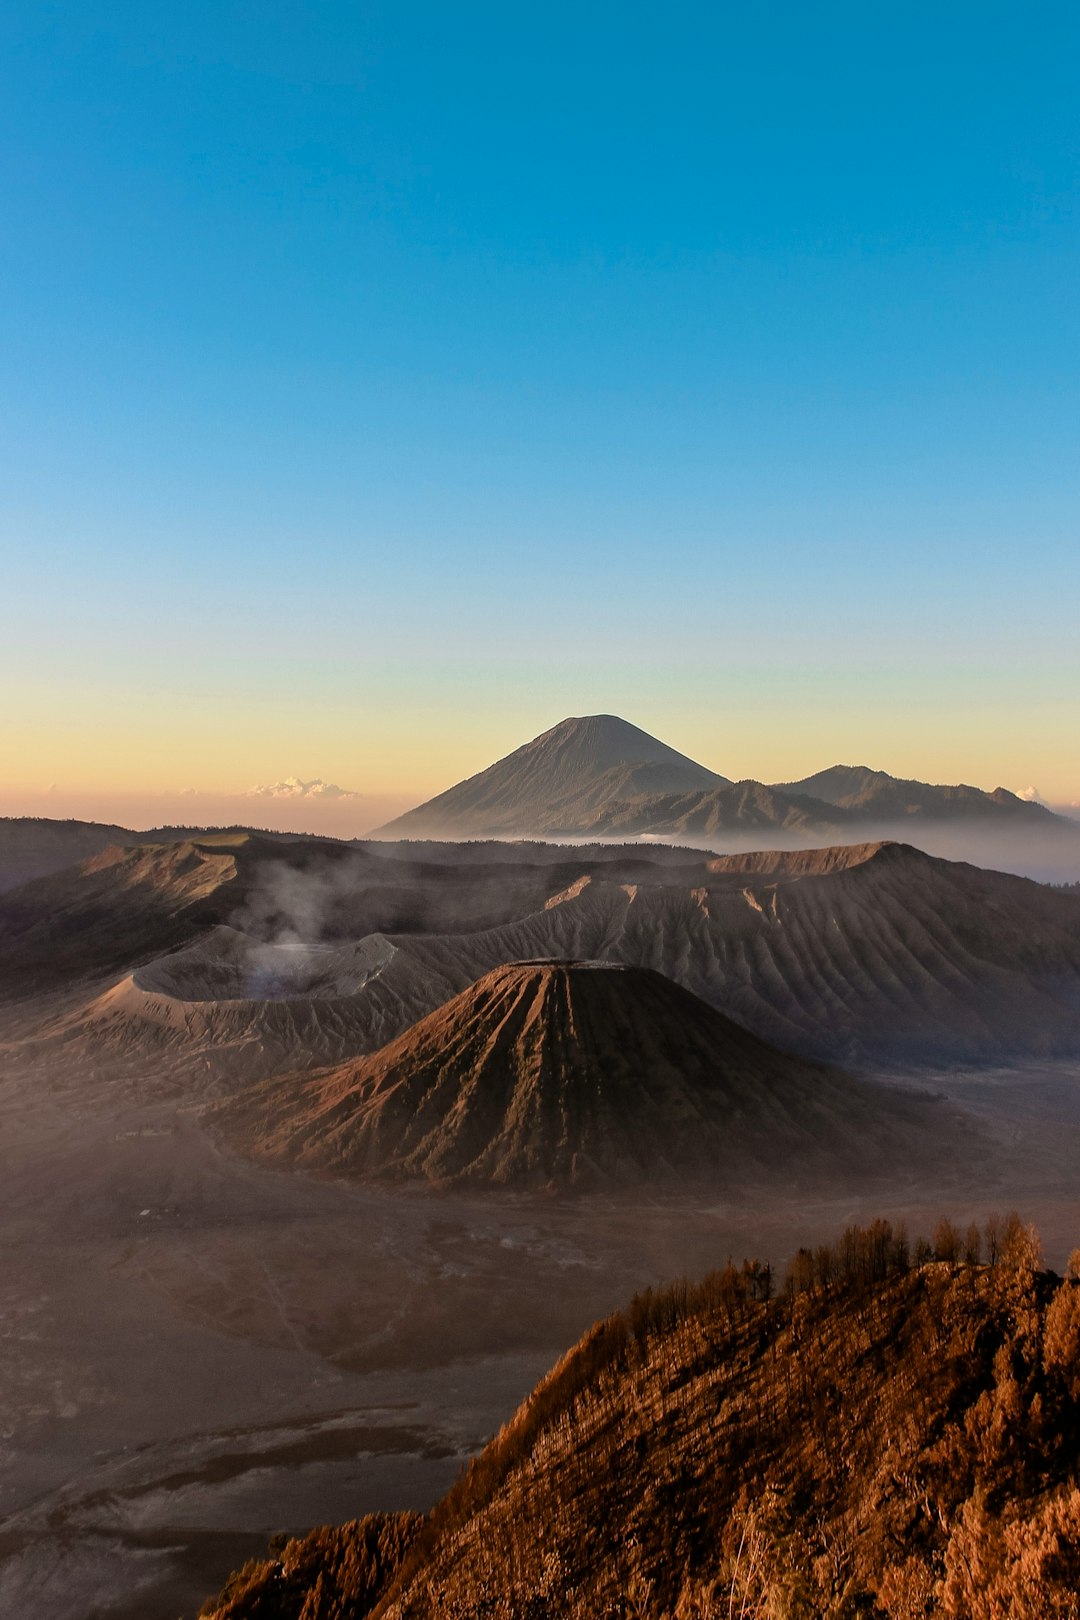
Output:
(210, 960), (935, 1189)
(201, 1228), (1080, 1620)
(8, 836), (1080, 1079)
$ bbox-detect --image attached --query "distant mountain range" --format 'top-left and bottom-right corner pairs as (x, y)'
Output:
(1, 714), (1076, 898)
(375, 713), (1074, 843)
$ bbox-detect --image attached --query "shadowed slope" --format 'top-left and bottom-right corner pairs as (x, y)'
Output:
(775, 763), (1066, 822)
(0, 816), (131, 893)
(583, 778), (857, 837)
(211, 961), (941, 1189)
(0, 836), (248, 994)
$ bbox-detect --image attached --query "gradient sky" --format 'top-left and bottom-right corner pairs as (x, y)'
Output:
(2, 2), (1078, 832)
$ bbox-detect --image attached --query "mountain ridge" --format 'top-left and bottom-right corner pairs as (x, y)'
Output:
(374, 715), (1076, 844)
(11, 835), (1080, 1078)
(199, 1227), (1080, 1619)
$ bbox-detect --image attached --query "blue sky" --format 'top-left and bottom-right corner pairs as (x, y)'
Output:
(1, 2), (1078, 818)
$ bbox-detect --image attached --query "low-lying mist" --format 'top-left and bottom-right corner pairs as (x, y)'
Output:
(510, 820), (1080, 884)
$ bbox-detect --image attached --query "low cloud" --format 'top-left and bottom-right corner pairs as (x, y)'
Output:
(245, 776), (361, 801)
(1017, 787), (1046, 804)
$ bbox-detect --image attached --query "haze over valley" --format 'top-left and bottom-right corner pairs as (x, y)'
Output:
(4, 4), (1080, 1614)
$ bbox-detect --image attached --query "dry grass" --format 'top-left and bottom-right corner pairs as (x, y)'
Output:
(199, 1218), (1080, 1619)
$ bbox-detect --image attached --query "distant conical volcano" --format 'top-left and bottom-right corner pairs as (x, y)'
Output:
(212, 959), (940, 1189)
(373, 714), (727, 838)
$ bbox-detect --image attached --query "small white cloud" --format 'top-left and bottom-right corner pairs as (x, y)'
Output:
(1017, 786), (1046, 804)
(245, 776), (361, 801)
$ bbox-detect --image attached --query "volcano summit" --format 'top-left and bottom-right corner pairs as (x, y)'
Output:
(375, 714), (727, 839)
(212, 959), (944, 1190)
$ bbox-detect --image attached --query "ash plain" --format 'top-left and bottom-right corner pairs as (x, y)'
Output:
(0, 1028), (1077, 1620)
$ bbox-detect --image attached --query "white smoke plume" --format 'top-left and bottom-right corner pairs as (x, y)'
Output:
(237, 860), (368, 944)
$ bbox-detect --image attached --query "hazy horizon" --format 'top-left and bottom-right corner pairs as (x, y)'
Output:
(2, 5), (1078, 817)
(3, 707), (1079, 842)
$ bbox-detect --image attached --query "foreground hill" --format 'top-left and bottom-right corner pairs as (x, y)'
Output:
(211, 961), (937, 1190)
(200, 1220), (1080, 1619)
(375, 715), (728, 838)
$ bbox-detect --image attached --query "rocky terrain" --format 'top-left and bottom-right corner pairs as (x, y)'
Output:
(10, 833), (1080, 1084)
(211, 960), (943, 1190)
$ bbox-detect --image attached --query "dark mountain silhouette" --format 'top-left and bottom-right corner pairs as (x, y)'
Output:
(210, 961), (940, 1189)
(581, 778), (857, 837)
(775, 763), (1065, 823)
(199, 1220), (1080, 1620)
(0, 816), (348, 895)
(372, 716), (1075, 843)
(0, 816), (131, 893)
(374, 715), (728, 838)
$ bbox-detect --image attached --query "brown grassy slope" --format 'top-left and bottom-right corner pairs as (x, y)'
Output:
(380, 1247), (1079, 1619)
(210, 961), (938, 1190)
(203, 1512), (423, 1620)
(199, 1229), (1080, 1620)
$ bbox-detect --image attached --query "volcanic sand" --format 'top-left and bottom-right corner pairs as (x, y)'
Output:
(0, 1029), (1079, 1620)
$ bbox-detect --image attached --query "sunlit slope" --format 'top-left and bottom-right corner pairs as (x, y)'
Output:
(210, 961), (937, 1189)
(200, 1230), (1080, 1619)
